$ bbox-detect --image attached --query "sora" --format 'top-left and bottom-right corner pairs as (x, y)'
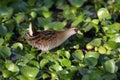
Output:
(26, 23), (81, 53)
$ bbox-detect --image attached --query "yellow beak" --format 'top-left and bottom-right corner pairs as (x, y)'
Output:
(77, 30), (83, 35)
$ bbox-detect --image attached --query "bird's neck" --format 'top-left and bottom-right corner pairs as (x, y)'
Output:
(64, 29), (76, 38)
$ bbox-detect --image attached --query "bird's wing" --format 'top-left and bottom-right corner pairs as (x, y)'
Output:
(35, 30), (58, 42)
(35, 30), (61, 44)
(34, 30), (62, 51)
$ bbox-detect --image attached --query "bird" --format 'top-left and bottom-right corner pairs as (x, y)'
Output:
(26, 23), (82, 53)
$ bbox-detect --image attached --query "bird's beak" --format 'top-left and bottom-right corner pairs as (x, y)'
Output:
(77, 30), (83, 35)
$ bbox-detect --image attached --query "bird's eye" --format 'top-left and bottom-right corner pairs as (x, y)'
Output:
(74, 28), (78, 32)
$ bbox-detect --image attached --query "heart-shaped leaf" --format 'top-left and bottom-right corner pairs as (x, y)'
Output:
(0, 46), (11, 58)
(103, 60), (118, 73)
(84, 57), (98, 66)
(72, 50), (84, 61)
(15, 12), (25, 24)
(61, 59), (71, 67)
(0, 24), (7, 36)
(49, 62), (63, 71)
(12, 42), (23, 50)
(5, 61), (19, 72)
(97, 8), (111, 20)
(0, 38), (4, 46)
(69, 0), (84, 8)
(85, 52), (99, 59)
(21, 66), (39, 78)
(40, 59), (49, 69)
(2, 70), (13, 78)
(98, 46), (107, 54)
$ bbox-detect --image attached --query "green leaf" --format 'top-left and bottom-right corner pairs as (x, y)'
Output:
(37, 17), (52, 27)
(0, 7), (13, 20)
(83, 23), (93, 32)
(0, 60), (4, 71)
(55, 0), (67, 9)
(85, 17), (91, 22)
(38, 17), (52, 27)
(44, 0), (54, 8)
(17, 75), (28, 80)
(86, 43), (94, 50)
(12, 0), (28, 12)
(98, 46), (107, 54)
(60, 50), (70, 59)
(73, 44), (80, 49)
(5, 19), (15, 32)
(58, 69), (73, 80)
(106, 23), (120, 34)
(15, 12), (25, 24)
(104, 41), (117, 50)
(63, 6), (76, 19)
(28, 60), (39, 68)
(49, 62), (63, 72)
(21, 66), (39, 78)
(110, 34), (120, 43)
(102, 73), (117, 80)
(103, 60), (118, 73)
(82, 74), (89, 80)
(82, 72), (102, 80)
(40, 59), (49, 69)
(85, 18), (99, 32)
(28, 0), (37, 6)
(22, 54), (35, 64)
(62, 51), (70, 59)
(51, 72), (59, 80)
(79, 67), (88, 75)
(5, 32), (14, 41)
(42, 11), (52, 18)
(110, 23), (120, 32)
(2, 70), (13, 78)
(0, 24), (7, 36)
(47, 21), (64, 30)
(12, 42), (23, 50)
(70, 7), (77, 14)
(69, 0), (84, 8)
(5, 61), (19, 72)
(0, 46), (11, 58)
(97, 8), (111, 20)
(84, 57), (98, 66)
(92, 19), (99, 25)
(71, 14), (84, 26)
(30, 11), (37, 19)
(85, 52), (99, 59)
(90, 38), (102, 47)
(0, 38), (4, 45)
(42, 73), (50, 79)
(90, 22), (99, 32)
(61, 59), (71, 67)
(72, 50), (84, 61)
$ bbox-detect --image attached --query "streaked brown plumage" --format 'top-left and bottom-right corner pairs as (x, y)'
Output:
(26, 23), (81, 53)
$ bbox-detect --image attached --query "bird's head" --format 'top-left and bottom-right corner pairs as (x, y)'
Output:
(69, 27), (82, 35)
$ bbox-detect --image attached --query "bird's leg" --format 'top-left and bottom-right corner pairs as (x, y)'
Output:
(41, 51), (46, 54)
(37, 51), (46, 60)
